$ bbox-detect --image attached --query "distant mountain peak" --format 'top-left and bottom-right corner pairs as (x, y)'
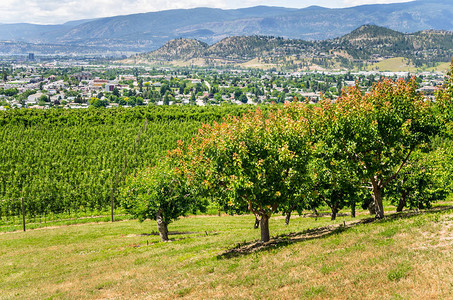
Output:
(342, 24), (404, 41)
(303, 5), (329, 10)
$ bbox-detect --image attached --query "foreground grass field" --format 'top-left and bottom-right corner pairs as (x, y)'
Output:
(1, 207), (453, 299)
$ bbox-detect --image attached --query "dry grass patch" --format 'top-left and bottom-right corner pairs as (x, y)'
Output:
(1, 207), (453, 299)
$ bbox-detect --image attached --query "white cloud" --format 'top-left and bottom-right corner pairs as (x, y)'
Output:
(0, 0), (414, 24)
(0, 0), (229, 24)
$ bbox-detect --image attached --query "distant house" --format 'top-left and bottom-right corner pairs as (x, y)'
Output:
(26, 93), (43, 105)
(28, 105), (46, 109)
(72, 72), (92, 81)
(119, 75), (136, 81)
(105, 84), (116, 92)
(93, 79), (109, 87)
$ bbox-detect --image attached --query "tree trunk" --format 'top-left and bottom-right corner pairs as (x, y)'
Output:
(351, 201), (356, 218)
(285, 210), (292, 226)
(260, 215), (270, 242)
(397, 190), (407, 212)
(372, 186), (384, 219)
(330, 207), (338, 221)
(156, 210), (169, 242)
(254, 216), (260, 229)
(368, 199), (376, 215)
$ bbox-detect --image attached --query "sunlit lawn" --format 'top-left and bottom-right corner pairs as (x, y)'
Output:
(1, 205), (453, 299)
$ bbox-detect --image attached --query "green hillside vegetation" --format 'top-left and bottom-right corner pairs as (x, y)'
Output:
(0, 106), (251, 227)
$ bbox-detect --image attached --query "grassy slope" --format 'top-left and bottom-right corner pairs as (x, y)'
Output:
(1, 207), (453, 299)
(366, 57), (416, 72)
(366, 57), (451, 73)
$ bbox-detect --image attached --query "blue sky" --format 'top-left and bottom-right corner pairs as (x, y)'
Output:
(0, 0), (413, 24)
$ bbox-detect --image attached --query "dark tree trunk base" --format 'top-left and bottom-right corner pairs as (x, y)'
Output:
(254, 217), (260, 229)
(397, 191), (407, 212)
(285, 211), (291, 226)
(260, 215), (270, 242)
(368, 199), (376, 216)
(374, 191), (384, 219)
(331, 212), (337, 221)
(156, 211), (169, 242)
(330, 207), (338, 221)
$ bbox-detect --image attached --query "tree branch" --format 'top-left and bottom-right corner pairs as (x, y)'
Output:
(244, 195), (260, 216)
(381, 148), (413, 188)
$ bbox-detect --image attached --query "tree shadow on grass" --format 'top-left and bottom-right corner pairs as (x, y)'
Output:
(140, 231), (198, 236)
(217, 205), (453, 259)
(375, 205), (453, 223)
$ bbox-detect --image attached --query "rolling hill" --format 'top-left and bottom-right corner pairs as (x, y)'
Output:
(130, 25), (453, 70)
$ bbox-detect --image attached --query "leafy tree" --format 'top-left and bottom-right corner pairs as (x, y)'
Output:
(163, 91), (174, 105)
(436, 62), (453, 126)
(386, 151), (448, 211)
(118, 98), (127, 106)
(321, 78), (440, 219)
(233, 88), (243, 100)
(173, 106), (311, 242)
(121, 160), (204, 241)
(238, 94), (248, 104)
(90, 97), (108, 108)
(190, 92), (196, 103)
(310, 154), (362, 220)
(3, 88), (18, 97)
(39, 95), (49, 103)
(160, 84), (170, 97)
(136, 97), (144, 106)
(112, 87), (120, 97)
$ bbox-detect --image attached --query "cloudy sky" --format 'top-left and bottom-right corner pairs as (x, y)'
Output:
(0, 0), (413, 24)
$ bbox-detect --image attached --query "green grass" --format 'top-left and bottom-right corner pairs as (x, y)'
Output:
(387, 263), (412, 282)
(366, 57), (417, 72)
(366, 57), (450, 73)
(1, 206), (453, 299)
(0, 212), (133, 233)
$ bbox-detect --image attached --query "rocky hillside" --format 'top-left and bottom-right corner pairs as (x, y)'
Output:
(141, 38), (209, 61)
(131, 25), (453, 69)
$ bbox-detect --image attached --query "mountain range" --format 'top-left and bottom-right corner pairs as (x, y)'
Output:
(0, 0), (452, 53)
(129, 25), (453, 71)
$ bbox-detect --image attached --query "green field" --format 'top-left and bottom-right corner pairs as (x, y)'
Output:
(1, 205), (452, 299)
